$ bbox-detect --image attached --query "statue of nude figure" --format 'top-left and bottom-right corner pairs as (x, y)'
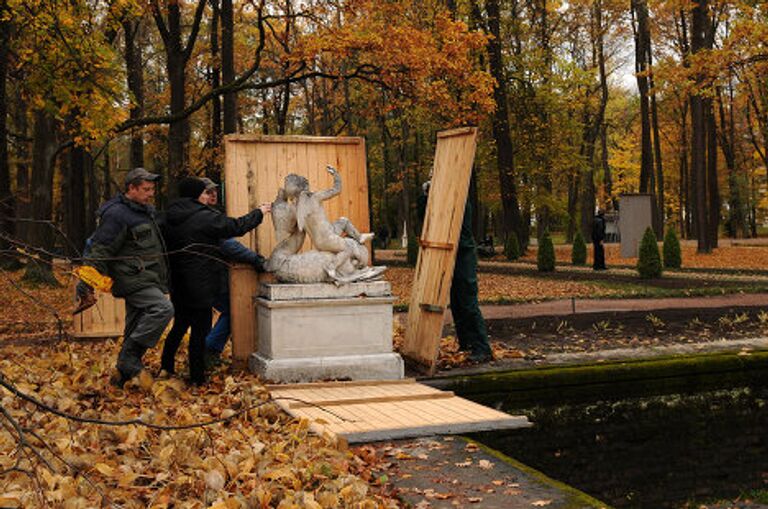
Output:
(291, 166), (373, 278)
(266, 167), (384, 284)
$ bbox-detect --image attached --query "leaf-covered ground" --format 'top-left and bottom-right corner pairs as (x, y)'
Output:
(517, 242), (768, 271)
(0, 268), (399, 508)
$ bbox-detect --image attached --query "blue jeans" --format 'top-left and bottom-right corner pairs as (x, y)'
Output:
(205, 292), (231, 354)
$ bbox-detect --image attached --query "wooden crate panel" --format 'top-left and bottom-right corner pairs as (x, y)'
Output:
(223, 135), (370, 366)
(402, 128), (479, 374)
(269, 379), (530, 444)
(72, 291), (125, 338)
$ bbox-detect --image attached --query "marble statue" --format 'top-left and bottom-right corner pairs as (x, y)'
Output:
(266, 166), (386, 284)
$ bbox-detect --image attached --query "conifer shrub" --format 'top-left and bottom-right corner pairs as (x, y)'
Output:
(663, 227), (682, 269)
(572, 230), (587, 266)
(537, 231), (555, 272)
(637, 227), (662, 278)
(505, 234), (521, 261)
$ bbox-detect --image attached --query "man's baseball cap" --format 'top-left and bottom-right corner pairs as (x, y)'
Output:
(200, 177), (219, 190)
(125, 167), (161, 186)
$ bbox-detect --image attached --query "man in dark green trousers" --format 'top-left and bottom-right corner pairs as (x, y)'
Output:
(418, 182), (492, 363)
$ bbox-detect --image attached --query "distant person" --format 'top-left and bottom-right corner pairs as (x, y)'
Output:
(419, 181), (492, 362)
(377, 224), (390, 249)
(161, 177), (270, 385)
(78, 168), (174, 388)
(592, 209), (607, 270)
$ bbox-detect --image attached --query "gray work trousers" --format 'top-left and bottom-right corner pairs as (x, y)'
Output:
(117, 286), (174, 379)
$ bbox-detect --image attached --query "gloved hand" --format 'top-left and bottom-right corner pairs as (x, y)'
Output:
(253, 254), (267, 273)
(74, 281), (96, 315)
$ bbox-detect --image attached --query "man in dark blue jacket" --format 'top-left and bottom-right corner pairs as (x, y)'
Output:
(80, 168), (174, 388)
(160, 177), (270, 385)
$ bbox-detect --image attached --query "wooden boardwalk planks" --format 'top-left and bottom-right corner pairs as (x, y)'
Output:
(402, 127), (479, 374)
(224, 135), (371, 367)
(268, 379), (530, 444)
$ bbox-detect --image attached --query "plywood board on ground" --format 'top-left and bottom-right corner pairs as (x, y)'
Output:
(402, 128), (478, 374)
(72, 291), (125, 339)
(268, 379), (530, 444)
(224, 135), (370, 366)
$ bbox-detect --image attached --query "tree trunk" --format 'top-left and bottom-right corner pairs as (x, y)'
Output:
(679, 101), (690, 238)
(123, 17), (145, 169)
(717, 86), (746, 238)
(0, 0), (17, 268)
(152, 0), (207, 179)
(64, 145), (90, 256)
(221, 0), (237, 135)
(486, 0), (525, 249)
(691, 0), (710, 253)
(208, 0), (222, 181)
(706, 99), (719, 248)
(22, 110), (59, 285)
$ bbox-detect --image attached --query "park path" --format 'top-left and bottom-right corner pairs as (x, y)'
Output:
(470, 292), (768, 321)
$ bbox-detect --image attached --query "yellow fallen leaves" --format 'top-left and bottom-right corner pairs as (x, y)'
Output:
(0, 341), (399, 507)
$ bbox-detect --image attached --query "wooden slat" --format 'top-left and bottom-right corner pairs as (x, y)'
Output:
(402, 128), (479, 374)
(287, 391), (454, 408)
(269, 379), (531, 444)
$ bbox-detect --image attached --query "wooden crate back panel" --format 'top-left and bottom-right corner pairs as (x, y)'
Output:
(402, 128), (478, 372)
(224, 135), (369, 256)
(73, 292), (125, 337)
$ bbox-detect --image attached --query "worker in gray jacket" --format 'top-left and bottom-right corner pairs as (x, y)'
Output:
(78, 168), (174, 388)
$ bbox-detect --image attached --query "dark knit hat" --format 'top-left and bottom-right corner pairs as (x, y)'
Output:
(178, 177), (207, 199)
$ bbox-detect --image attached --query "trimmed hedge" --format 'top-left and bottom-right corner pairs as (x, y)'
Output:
(637, 227), (662, 278)
(663, 227), (682, 269)
(572, 230), (587, 266)
(505, 234), (521, 261)
(537, 231), (556, 272)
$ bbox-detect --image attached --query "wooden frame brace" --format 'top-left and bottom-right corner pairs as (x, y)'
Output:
(418, 239), (454, 250)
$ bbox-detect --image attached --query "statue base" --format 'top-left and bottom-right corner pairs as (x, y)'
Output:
(250, 282), (404, 383)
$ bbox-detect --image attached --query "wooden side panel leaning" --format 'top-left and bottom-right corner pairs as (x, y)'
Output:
(402, 127), (478, 374)
(72, 292), (125, 338)
(224, 135), (370, 369)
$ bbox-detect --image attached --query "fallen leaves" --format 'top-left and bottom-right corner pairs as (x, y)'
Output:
(0, 340), (400, 507)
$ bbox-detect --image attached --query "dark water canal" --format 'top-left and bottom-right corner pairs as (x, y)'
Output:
(446, 357), (768, 508)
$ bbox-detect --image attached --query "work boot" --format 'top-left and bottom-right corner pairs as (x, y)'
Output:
(204, 351), (221, 370)
(136, 369), (154, 391)
(109, 369), (127, 389)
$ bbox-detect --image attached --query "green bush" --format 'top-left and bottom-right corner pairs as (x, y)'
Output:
(505, 234), (521, 261)
(537, 231), (555, 272)
(637, 227), (662, 278)
(572, 230), (587, 266)
(662, 227), (682, 269)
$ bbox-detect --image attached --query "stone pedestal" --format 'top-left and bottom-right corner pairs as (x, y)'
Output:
(251, 281), (404, 383)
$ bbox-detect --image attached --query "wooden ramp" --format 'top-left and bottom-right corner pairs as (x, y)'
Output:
(267, 379), (531, 444)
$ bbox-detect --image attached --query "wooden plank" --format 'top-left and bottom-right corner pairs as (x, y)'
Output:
(226, 134), (363, 145)
(268, 380), (531, 444)
(288, 391), (454, 408)
(402, 128), (479, 374)
(266, 378), (415, 391)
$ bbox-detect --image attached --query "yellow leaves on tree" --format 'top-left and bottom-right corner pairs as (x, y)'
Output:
(293, 0), (494, 126)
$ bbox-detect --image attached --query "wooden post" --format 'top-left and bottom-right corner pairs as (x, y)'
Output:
(402, 127), (478, 374)
(224, 135), (370, 369)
